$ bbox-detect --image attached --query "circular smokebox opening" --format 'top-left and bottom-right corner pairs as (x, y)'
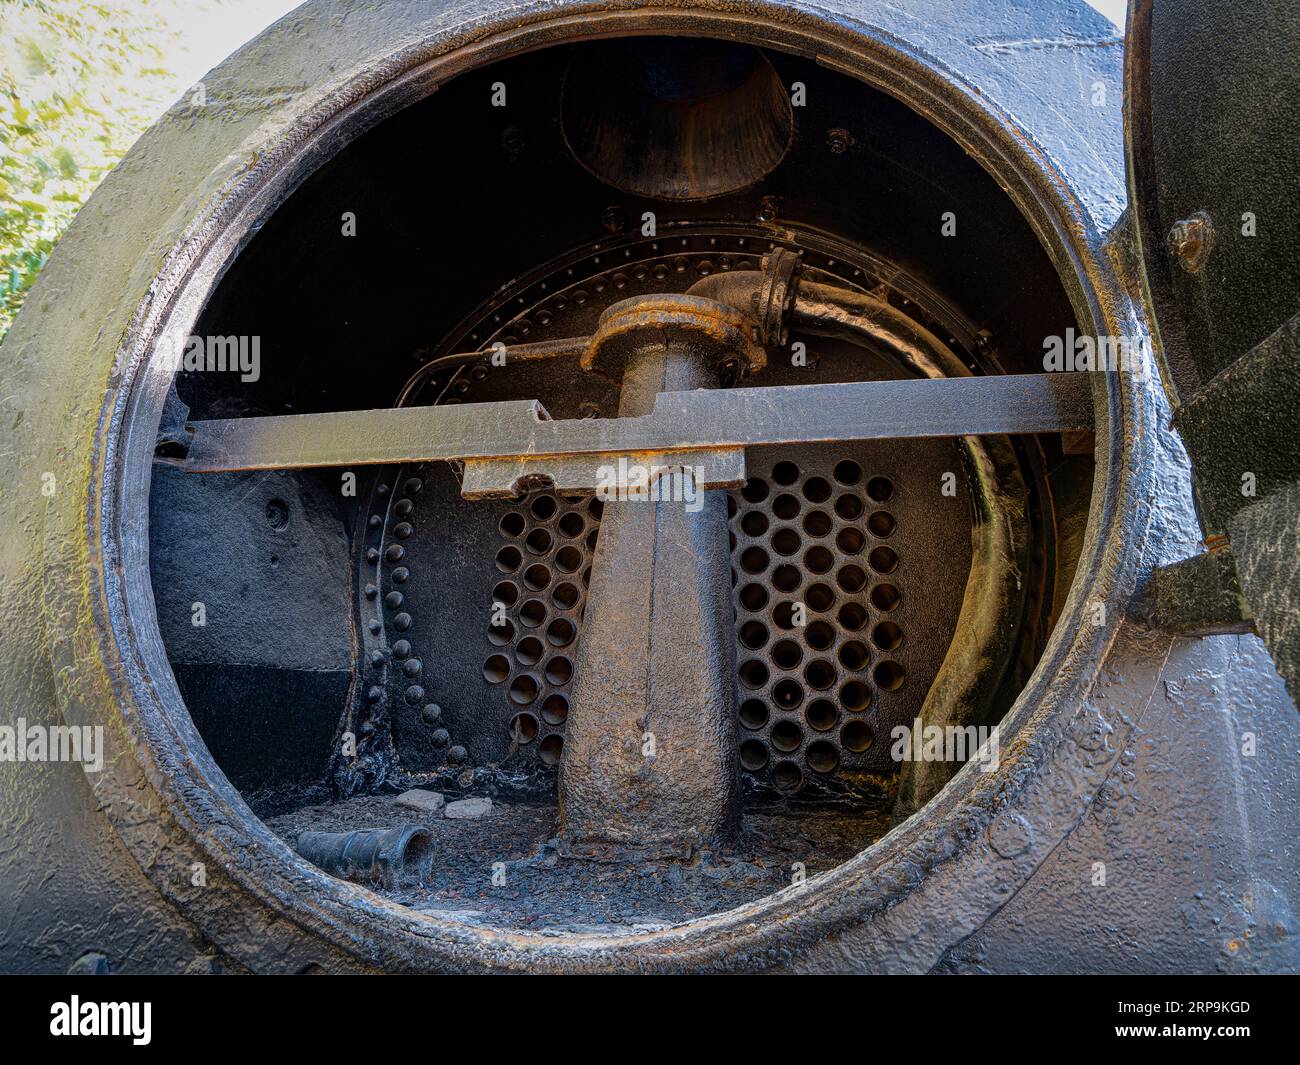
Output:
(92, 0), (1125, 973)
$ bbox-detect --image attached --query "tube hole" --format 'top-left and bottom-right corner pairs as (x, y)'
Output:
(740, 699), (769, 730)
(807, 740), (839, 774)
(771, 528), (802, 556)
(771, 639), (803, 670)
(546, 617), (576, 647)
(555, 545), (583, 573)
(838, 640), (869, 670)
(771, 760), (803, 793)
(805, 546), (833, 574)
(739, 659), (770, 689)
(840, 720), (873, 752)
(867, 510), (896, 537)
(539, 734), (564, 766)
(866, 476), (894, 502)
(772, 494), (800, 521)
(483, 655), (510, 683)
(772, 565), (801, 592)
(802, 477), (831, 503)
(806, 620), (835, 650)
(834, 494), (863, 521)
(508, 674), (539, 705)
(771, 719), (803, 752)
(868, 546), (898, 574)
(740, 739), (769, 771)
(806, 698), (838, 732)
(544, 656), (573, 686)
(872, 621), (904, 651)
(509, 712), (540, 744)
(771, 461), (799, 486)
(542, 694), (569, 725)
(772, 679), (804, 709)
(873, 660), (906, 691)
(516, 636), (544, 665)
(870, 583), (901, 611)
(740, 619), (770, 649)
(836, 527), (864, 554)
(840, 680), (871, 712)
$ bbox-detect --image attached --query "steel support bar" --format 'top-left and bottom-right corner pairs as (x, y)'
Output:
(176, 372), (1095, 477)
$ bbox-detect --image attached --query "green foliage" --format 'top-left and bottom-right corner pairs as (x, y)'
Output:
(0, 0), (183, 339)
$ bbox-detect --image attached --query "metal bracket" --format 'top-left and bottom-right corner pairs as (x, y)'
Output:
(1134, 547), (1255, 637)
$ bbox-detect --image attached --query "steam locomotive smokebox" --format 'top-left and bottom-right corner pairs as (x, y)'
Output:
(0, 0), (1295, 974)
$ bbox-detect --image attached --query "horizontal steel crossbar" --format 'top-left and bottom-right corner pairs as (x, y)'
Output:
(177, 372), (1095, 475)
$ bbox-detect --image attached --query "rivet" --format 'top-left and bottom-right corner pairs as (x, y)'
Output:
(393, 613), (412, 631)
(368, 514), (381, 528)
(392, 640), (411, 659)
(403, 478), (423, 495)
(447, 745), (467, 764)
(364, 584), (378, 599)
(394, 522), (413, 539)
(431, 728), (450, 747)
(368, 619), (381, 634)
(366, 685), (382, 703)
(405, 685), (425, 705)
(1168, 210), (1215, 273)
(377, 483), (389, 496)
(369, 650), (385, 668)
(395, 499), (413, 517)
(366, 548), (379, 562)
(385, 545), (404, 563)
(421, 704), (441, 724)
(403, 658), (422, 677)
(384, 591), (403, 609)
(392, 567), (410, 584)
(826, 127), (854, 154)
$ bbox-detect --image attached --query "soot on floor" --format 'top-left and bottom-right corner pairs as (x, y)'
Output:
(268, 794), (891, 932)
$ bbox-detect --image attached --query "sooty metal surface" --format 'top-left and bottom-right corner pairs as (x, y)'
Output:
(356, 449), (968, 796)
(343, 228), (981, 798)
(729, 447), (969, 791)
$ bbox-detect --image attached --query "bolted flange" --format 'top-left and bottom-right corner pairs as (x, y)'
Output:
(581, 292), (766, 384)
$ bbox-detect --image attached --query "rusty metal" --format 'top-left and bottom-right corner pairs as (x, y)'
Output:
(353, 233), (993, 800)
(176, 371), (1092, 484)
(560, 300), (741, 852)
(10, 0), (1295, 978)
(293, 825), (433, 889)
(786, 276), (1033, 813)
